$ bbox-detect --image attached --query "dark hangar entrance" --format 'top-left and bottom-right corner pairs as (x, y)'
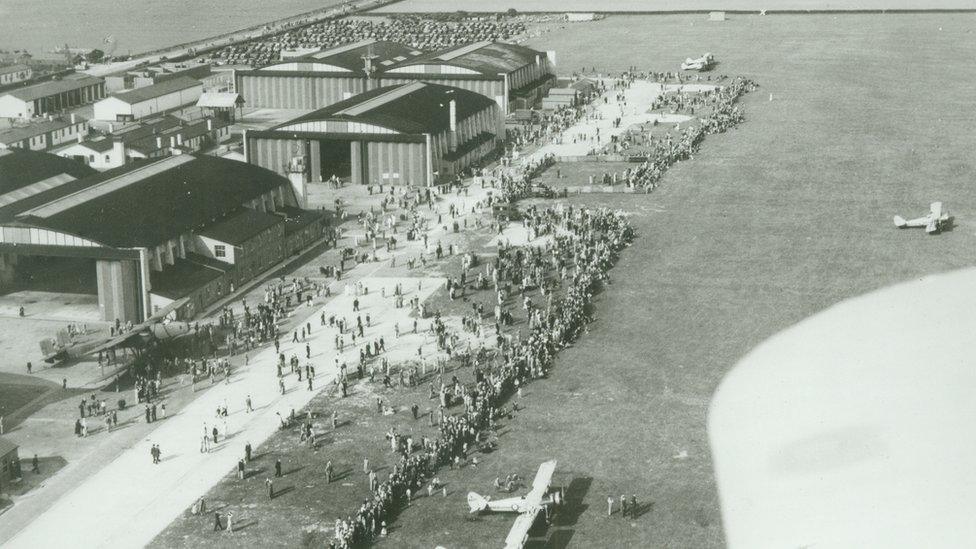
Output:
(316, 138), (353, 182)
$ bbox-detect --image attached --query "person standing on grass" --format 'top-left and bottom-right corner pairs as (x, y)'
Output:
(245, 442), (252, 462)
(237, 459), (245, 480)
(607, 495), (614, 517)
(325, 460), (333, 483)
(620, 493), (628, 518)
(266, 478), (274, 499)
(214, 511), (223, 531)
(275, 459), (282, 478)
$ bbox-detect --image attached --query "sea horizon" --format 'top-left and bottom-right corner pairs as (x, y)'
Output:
(0, 0), (350, 57)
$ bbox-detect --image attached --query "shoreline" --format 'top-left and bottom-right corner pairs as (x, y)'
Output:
(82, 0), (399, 77)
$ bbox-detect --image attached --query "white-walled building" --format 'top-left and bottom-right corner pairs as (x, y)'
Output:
(0, 114), (88, 151)
(92, 76), (203, 122)
(0, 75), (105, 119)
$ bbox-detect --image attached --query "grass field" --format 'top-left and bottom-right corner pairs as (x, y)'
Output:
(0, 373), (63, 430)
(155, 12), (976, 549)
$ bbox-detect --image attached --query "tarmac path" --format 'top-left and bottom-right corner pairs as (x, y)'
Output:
(4, 276), (444, 549)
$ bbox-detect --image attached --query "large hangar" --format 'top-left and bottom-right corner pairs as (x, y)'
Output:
(234, 39), (555, 112)
(0, 153), (319, 322)
(244, 82), (502, 187)
(379, 40), (556, 112)
(234, 40), (426, 110)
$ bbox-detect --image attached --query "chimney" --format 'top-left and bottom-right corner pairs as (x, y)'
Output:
(206, 118), (212, 131)
(112, 139), (125, 160)
(156, 136), (163, 149)
(448, 99), (457, 151)
(77, 133), (83, 143)
(286, 154), (309, 208)
(70, 113), (76, 124)
(108, 123), (114, 133)
(176, 133), (183, 146)
(169, 136), (176, 148)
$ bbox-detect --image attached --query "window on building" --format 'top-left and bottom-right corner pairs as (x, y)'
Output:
(88, 155), (94, 163)
(214, 245), (226, 258)
(105, 155), (110, 163)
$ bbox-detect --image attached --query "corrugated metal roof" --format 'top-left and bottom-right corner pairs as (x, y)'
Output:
(197, 207), (283, 246)
(23, 155), (194, 218)
(400, 42), (542, 76)
(14, 154), (289, 247)
(5, 75), (104, 102)
(196, 92), (243, 108)
(279, 82), (496, 135)
(0, 149), (96, 195)
(0, 172), (77, 209)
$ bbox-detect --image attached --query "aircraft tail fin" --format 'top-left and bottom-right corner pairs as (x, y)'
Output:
(467, 492), (489, 513)
(893, 215), (907, 228)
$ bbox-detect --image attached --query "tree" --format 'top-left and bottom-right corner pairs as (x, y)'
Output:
(506, 8), (518, 16)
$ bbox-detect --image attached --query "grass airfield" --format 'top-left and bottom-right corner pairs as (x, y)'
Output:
(155, 13), (976, 549)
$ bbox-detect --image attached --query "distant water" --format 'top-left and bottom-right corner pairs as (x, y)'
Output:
(0, 0), (349, 56)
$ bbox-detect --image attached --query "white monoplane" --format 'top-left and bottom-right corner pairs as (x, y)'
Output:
(467, 460), (561, 549)
(681, 52), (715, 71)
(894, 202), (952, 234)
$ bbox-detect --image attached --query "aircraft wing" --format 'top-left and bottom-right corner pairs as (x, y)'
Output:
(503, 507), (542, 549)
(524, 460), (557, 506)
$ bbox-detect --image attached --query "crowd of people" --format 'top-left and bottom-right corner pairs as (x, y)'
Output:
(209, 15), (527, 67)
(330, 203), (633, 547)
(621, 76), (758, 190)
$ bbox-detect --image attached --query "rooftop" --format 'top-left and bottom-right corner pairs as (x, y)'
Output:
(0, 149), (95, 195)
(397, 41), (543, 75)
(107, 76), (201, 105)
(279, 82), (495, 135)
(197, 207), (283, 246)
(279, 205), (328, 235)
(0, 116), (85, 145)
(9, 154), (289, 248)
(307, 39), (426, 72)
(149, 256), (225, 300)
(196, 92), (243, 108)
(4, 75), (104, 102)
(0, 436), (17, 456)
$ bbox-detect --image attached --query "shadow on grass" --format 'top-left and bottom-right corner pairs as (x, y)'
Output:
(244, 467), (266, 480)
(233, 519), (257, 532)
(285, 465), (306, 476)
(273, 485), (295, 498)
(332, 468), (354, 482)
(531, 475), (593, 549)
